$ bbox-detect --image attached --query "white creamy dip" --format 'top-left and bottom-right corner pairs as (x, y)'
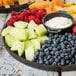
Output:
(45, 17), (72, 29)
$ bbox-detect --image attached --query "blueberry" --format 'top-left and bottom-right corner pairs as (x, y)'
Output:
(54, 35), (58, 38)
(41, 44), (46, 49)
(45, 40), (50, 44)
(72, 58), (75, 63)
(38, 59), (43, 64)
(48, 47), (52, 51)
(45, 61), (49, 65)
(50, 51), (55, 55)
(37, 49), (40, 52)
(49, 58), (54, 64)
(55, 51), (59, 56)
(58, 63), (61, 66)
(39, 52), (44, 57)
(65, 56), (69, 60)
(61, 60), (65, 66)
(60, 53), (65, 58)
(45, 51), (50, 55)
(66, 60), (70, 64)
(55, 58), (59, 63)
(67, 48), (71, 53)
(32, 59), (36, 62)
(58, 56), (61, 60)
(47, 55), (51, 60)
(44, 48), (49, 52)
(52, 62), (57, 66)
(63, 49), (67, 53)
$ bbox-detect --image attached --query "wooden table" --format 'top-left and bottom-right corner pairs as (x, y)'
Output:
(0, 14), (76, 76)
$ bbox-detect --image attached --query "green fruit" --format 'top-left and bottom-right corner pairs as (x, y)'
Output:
(5, 34), (16, 47)
(35, 24), (47, 36)
(17, 42), (25, 56)
(10, 28), (27, 41)
(14, 21), (28, 29)
(11, 41), (19, 51)
(31, 39), (40, 53)
(2, 26), (13, 36)
(28, 20), (37, 30)
(11, 41), (25, 56)
(26, 29), (37, 39)
(25, 41), (35, 61)
(38, 36), (49, 43)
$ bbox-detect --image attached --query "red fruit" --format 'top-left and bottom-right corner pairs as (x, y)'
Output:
(72, 25), (76, 34)
(35, 18), (41, 25)
(36, 12), (41, 19)
(20, 12), (25, 17)
(41, 12), (46, 19)
(40, 9), (46, 13)
(11, 11), (17, 17)
(26, 10), (31, 16)
(28, 15), (35, 21)
(9, 18), (15, 23)
(17, 12), (21, 15)
(24, 17), (29, 22)
(19, 17), (24, 21)
(30, 9), (37, 15)
(7, 22), (13, 26)
(15, 16), (20, 21)
(23, 9), (27, 13)
(12, 16), (16, 20)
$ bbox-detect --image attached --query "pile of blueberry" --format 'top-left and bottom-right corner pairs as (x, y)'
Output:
(32, 33), (76, 66)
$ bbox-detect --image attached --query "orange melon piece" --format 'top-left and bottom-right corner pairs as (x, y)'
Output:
(0, 0), (3, 7)
(29, 0), (49, 9)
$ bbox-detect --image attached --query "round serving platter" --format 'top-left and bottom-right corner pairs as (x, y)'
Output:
(2, 22), (76, 72)
(0, 4), (28, 13)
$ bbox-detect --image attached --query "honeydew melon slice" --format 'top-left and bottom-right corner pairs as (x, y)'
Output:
(14, 21), (28, 29)
(26, 29), (37, 39)
(5, 34), (16, 47)
(38, 36), (49, 43)
(2, 26), (13, 37)
(31, 39), (40, 53)
(35, 24), (47, 36)
(11, 41), (25, 56)
(10, 28), (27, 41)
(28, 20), (37, 30)
(25, 41), (35, 61)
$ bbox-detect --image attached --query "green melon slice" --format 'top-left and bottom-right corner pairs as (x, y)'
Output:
(5, 34), (16, 47)
(35, 24), (47, 36)
(38, 36), (49, 43)
(10, 28), (27, 41)
(25, 41), (35, 61)
(2, 26), (13, 36)
(14, 21), (28, 29)
(28, 20), (37, 30)
(31, 39), (40, 53)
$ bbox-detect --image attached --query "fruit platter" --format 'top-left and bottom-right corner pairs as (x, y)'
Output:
(1, 0), (76, 72)
(0, 0), (35, 13)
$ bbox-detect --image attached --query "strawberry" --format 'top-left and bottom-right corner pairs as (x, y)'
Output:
(72, 25), (76, 34)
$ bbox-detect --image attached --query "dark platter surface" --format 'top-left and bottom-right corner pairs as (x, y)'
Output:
(0, 4), (29, 13)
(2, 21), (76, 72)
